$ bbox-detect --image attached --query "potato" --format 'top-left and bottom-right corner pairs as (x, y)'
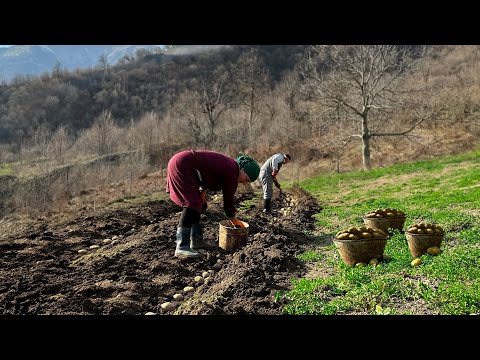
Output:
(369, 258), (379, 265)
(434, 227), (444, 234)
(161, 302), (175, 311)
(374, 229), (387, 237)
(360, 232), (372, 239)
(355, 262), (367, 267)
(411, 258), (422, 266)
(427, 246), (440, 255)
(337, 233), (350, 240)
(173, 293), (184, 301)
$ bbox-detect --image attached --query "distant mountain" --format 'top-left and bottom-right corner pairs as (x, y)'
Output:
(0, 45), (160, 82)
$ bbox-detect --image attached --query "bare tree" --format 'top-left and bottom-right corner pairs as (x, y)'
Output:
(118, 53), (136, 65)
(127, 111), (159, 152)
(47, 125), (73, 165)
(52, 61), (63, 78)
(18, 126), (57, 213)
(97, 53), (110, 73)
(0, 75), (8, 87)
(232, 49), (271, 147)
(323, 106), (356, 173)
(277, 68), (302, 117)
(75, 109), (119, 156)
(301, 45), (432, 171)
(174, 65), (233, 148)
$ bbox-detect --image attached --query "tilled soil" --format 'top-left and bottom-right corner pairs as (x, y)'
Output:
(0, 186), (321, 315)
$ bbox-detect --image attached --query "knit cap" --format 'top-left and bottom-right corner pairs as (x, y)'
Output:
(237, 155), (260, 182)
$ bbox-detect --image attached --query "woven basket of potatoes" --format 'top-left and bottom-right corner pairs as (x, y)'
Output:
(334, 226), (388, 266)
(405, 222), (444, 258)
(363, 208), (406, 233)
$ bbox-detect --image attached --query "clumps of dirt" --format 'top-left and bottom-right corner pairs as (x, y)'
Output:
(0, 185), (321, 315)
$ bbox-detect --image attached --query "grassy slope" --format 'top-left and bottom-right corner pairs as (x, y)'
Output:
(282, 148), (480, 315)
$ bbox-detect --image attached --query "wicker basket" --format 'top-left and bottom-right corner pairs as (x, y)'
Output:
(363, 216), (406, 233)
(333, 237), (388, 266)
(405, 233), (443, 258)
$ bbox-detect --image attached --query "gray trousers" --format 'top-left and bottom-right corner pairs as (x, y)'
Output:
(259, 169), (273, 200)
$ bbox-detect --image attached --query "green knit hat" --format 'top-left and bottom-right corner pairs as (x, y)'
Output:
(237, 155), (260, 182)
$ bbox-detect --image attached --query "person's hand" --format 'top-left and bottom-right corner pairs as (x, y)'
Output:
(229, 218), (245, 228)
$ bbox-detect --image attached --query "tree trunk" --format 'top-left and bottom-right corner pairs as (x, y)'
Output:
(361, 115), (372, 171)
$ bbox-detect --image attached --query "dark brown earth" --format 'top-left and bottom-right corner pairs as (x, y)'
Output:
(0, 185), (321, 315)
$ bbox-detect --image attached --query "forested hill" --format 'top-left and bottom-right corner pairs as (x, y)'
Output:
(0, 45), (308, 145)
(1, 45), (479, 217)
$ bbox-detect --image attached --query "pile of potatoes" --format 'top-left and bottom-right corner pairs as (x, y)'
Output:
(406, 222), (444, 235)
(365, 208), (406, 219)
(336, 226), (387, 240)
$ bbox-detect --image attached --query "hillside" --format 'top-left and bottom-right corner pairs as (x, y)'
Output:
(0, 45), (160, 82)
(0, 149), (478, 315)
(0, 45), (308, 144)
(1, 45), (479, 222)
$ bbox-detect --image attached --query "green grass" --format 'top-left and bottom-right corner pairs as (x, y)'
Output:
(279, 148), (480, 315)
(0, 163), (14, 176)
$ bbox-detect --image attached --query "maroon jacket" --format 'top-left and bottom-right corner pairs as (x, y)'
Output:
(166, 150), (239, 217)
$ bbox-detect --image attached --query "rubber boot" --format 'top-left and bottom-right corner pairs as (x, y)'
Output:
(190, 223), (210, 250)
(263, 198), (272, 214)
(175, 227), (200, 258)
